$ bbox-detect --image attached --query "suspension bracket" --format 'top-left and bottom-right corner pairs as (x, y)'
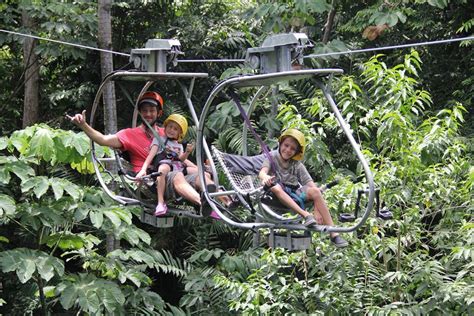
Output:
(246, 33), (313, 74)
(130, 39), (183, 72)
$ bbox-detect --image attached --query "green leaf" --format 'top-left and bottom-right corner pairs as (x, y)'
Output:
(0, 167), (11, 184)
(59, 283), (78, 310)
(9, 160), (35, 181)
(110, 206), (132, 225)
(428, 0), (448, 9)
(0, 136), (8, 150)
(0, 249), (64, 283)
(28, 127), (55, 162)
(17, 257), (36, 283)
(81, 289), (100, 313)
(42, 286), (57, 298)
(104, 209), (121, 228)
(100, 283), (125, 313)
(51, 180), (64, 200)
(45, 233), (85, 250)
(89, 210), (104, 228)
(63, 180), (81, 200)
(49, 178), (81, 201)
(37, 258), (56, 282)
(9, 129), (31, 154)
(21, 176), (50, 198)
(63, 131), (90, 156)
(0, 250), (21, 272)
(0, 194), (16, 216)
(370, 11), (399, 27)
(34, 177), (50, 199)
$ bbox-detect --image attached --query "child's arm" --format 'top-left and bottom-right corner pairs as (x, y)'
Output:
(136, 144), (159, 179)
(179, 142), (194, 162)
(259, 166), (275, 187)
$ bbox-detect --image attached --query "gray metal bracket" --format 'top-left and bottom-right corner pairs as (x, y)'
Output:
(246, 33), (313, 73)
(130, 39), (184, 72)
(268, 229), (312, 251)
(141, 211), (174, 228)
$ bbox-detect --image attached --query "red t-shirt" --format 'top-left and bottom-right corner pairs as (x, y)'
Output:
(116, 125), (164, 172)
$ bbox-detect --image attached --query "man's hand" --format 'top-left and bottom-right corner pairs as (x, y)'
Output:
(135, 169), (146, 181)
(66, 110), (87, 127)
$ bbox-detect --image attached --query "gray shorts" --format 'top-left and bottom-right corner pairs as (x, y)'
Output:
(164, 171), (199, 201)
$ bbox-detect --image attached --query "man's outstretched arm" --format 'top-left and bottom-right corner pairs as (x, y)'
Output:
(66, 110), (122, 149)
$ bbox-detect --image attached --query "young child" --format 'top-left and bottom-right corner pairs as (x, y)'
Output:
(258, 128), (348, 248)
(137, 114), (194, 216)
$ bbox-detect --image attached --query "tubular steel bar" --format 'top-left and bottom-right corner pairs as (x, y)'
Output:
(177, 81), (219, 184)
(198, 68), (374, 232)
(90, 71), (208, 208)
(242, 86), (271, 156)
(316, 81), (375, 232)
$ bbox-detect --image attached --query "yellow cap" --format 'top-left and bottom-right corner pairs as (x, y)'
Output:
(164, 114), (188, 141)
(278, 128), (305, 160)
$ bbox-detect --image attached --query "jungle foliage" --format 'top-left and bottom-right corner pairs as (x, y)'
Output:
(0, 0), (472, 314)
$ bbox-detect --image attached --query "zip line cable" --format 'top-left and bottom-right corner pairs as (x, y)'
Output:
(304, 35), (474, 59)
(0, 28), (131, 57)
(177, 58), (245, 63)
(1, 28), (473, 63)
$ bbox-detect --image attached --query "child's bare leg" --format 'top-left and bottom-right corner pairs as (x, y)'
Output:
(306, 186), (338, 236)
(156, 164), (171, 204)
(270, 185), (311, 218)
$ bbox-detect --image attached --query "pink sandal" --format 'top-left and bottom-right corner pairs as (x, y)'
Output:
(154, 203), (168, 216)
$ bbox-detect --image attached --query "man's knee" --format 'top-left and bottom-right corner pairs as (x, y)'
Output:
(172, 172), (185, 184)
(159, 165), (171, 173)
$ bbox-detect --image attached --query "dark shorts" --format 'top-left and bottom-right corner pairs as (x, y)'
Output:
(164, 171), (199, 201)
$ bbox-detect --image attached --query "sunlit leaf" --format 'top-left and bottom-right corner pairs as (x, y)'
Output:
(0, 136), (7, 150)
(104, 209), (121, 228)
(89, 210), (104, 228)
(28, 127), (55, 162)
(9, 160), (35, 181)
(0, 194), (15, 216)
(45, 233), (85, 250)
(51, 180), (64, 200)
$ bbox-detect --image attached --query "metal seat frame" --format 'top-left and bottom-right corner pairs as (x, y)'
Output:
(197, 69), (376, 234)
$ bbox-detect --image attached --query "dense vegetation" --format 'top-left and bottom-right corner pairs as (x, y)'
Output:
(1, 0), (472, 314)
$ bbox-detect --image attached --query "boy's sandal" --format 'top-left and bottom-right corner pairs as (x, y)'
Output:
(330, 235), (349, 248)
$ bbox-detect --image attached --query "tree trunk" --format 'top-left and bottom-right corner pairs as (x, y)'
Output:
(98, 0), (117, 135)
(98, 0), (118, 253)
(322, 0), (337, 44)
(22, 10), (40, 128)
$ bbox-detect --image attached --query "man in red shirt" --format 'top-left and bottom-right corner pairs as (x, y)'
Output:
(67, 92), (213, 211)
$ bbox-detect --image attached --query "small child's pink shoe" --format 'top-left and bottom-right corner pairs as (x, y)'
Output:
(209, 210), (221, 220)
(154, 203), (168, 217)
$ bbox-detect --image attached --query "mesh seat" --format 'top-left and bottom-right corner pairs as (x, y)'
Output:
(211, 146), (304, 224)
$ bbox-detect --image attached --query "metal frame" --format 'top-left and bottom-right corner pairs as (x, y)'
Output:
(89, 71), (208, 217)
(197, 69), (375, 233)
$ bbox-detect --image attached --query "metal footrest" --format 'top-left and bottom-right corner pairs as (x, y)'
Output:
(268, 229), (311, 251)
(140, 211), (174, 228)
